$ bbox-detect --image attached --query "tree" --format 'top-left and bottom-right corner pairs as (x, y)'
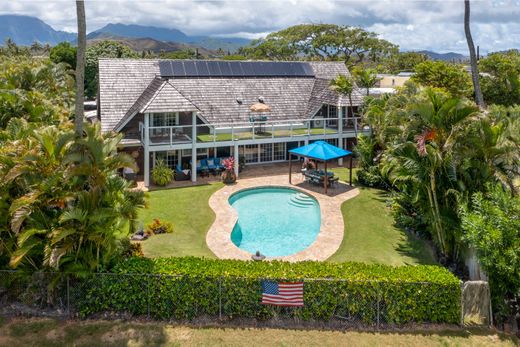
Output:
(85, 41), (138, 99)
(75, 0), (86, 136)
(329, 74), (355, 117)
(50, 42), (77, 69)
(464, 0), (485, 108)
(385, 90), (479, 257)
(381, 51), (429, 74)
(461, 184), (520, 326)
(479, 50), (520, 106)
(352, 67), (380, 95)
(241, 24), (398, 65)
(1, 123), (145, 272)
(412, 61), (472, 97)
(0, 57), (74, 128)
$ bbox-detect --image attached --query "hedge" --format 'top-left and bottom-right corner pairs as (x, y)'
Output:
(76, 257), (461, 324)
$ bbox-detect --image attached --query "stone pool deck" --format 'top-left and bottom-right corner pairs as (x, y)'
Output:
(206, 171), (359, 262)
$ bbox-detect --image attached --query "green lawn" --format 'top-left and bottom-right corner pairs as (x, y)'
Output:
(139, 183), (223, 258)
(138, 168), (435, 265)
(197, 127), (337, 142)
(1, 317), (517, 347)
(329, 168), (436, 265)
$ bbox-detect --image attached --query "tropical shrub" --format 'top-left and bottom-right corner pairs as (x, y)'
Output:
(77, 257), (461, 324)
(461, 184), (520, 326)
(0, 123), (146, 272)
(145, 219), (173, 236)
(119, 239), (144, 258)
(151, 160), (173, 186)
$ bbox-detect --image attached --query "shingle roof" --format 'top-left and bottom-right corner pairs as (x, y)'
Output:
(98, 59), (362, 132)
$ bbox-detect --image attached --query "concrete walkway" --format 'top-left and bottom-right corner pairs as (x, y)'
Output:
(206, 170), (359, 262)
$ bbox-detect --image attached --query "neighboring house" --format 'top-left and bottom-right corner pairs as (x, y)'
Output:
(376, 72), (413, 88)
(368, 72), (414, 97)
(98, 59), (368, 186)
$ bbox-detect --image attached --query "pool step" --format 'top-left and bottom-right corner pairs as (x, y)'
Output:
(288, 193), (315, 208)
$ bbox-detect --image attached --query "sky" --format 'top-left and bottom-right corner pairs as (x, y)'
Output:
(1, 0), (519, 54)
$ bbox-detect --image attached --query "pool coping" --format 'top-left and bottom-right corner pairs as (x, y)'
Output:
(206, 174), (359, 262)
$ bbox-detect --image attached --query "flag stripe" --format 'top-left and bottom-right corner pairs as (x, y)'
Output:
(261, 281), (304, 307)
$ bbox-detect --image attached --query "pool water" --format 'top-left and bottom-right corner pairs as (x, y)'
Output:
(229, 187), (321, 256)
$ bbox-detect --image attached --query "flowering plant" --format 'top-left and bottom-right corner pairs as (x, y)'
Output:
(221, 157), (237, 184)
(222, 156), (235, 171)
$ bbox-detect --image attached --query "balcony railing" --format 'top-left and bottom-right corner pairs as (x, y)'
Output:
(140, 117), (367, 146)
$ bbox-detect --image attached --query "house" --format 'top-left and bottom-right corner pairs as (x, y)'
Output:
(376, 72), (414, 88)
(97, 59), (368, 186)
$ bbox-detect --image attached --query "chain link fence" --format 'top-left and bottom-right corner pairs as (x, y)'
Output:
(0, 270), (487, 328)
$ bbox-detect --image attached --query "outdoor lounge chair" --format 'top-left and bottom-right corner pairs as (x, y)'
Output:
(189, 159), (209, 173)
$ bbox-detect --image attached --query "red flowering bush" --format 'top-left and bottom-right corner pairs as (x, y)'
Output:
(222, 157), (235, 171)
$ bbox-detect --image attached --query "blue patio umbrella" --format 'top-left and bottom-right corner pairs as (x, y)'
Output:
(288, 141), (353, 192)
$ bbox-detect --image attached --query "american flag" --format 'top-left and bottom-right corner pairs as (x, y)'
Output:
(261, 280), (304, 306)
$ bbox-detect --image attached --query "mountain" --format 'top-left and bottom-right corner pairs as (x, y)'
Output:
(416, 50), (468, 61)
(0, 15), (75, 45)
(89, 23), (250, 52)
(87, 33), (217, 56)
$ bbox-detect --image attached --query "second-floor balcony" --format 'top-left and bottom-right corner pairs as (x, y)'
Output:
(140, 117), (368, 147)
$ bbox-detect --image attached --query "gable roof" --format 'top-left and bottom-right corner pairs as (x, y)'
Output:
(98, 59), (363, 132)
(114, 78), (199, 131)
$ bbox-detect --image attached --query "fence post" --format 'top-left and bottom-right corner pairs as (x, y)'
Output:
(376, 290), (380, 329)
(460, 281), (464, 326)
(488, 283), (494, 327)
(66, 274), (70, 317)
(218, 277), (222, 320)
(147, 275), (151, 319)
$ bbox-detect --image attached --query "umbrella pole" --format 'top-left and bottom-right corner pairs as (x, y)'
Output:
(289, 155), (292, 184)
(324, 161), (328, 194)
(349, 155), (353, 186)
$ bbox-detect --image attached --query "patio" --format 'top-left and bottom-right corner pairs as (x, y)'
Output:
(137, 161), (356, 193)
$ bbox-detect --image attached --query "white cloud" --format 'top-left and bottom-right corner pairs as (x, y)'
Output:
(1, 0), (519, 53)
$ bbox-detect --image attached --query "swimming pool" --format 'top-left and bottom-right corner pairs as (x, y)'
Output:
(229, 187), (321, 257)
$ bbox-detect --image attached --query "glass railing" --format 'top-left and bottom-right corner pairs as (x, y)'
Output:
(140, 117), (367, 146)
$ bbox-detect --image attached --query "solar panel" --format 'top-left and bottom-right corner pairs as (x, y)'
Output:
(159, 61), (173, 76)
(197, 61), (210, 76)
(219, 61), (232, 76)
(207, 61), (222, 76)
(158, 60), (315, 78)
(230, 62), (244, 76)
(171, 61), (185, 76)
(183, 61), (197, 76)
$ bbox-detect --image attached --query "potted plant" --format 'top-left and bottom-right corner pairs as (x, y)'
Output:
(221, 157), (237, 184)
(151, 160), (173, 186)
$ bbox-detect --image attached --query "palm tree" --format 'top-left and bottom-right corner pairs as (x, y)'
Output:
(75, 0), (86, 136)
(385, 89), (479, 257)
(330, 74), (355, 117)
(3, 124), (145, 271)
(464, 0), (485, 108)
(354, 68), (380, 96)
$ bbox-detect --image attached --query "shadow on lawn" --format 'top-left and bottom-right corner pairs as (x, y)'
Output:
(370, 187), (437, 265)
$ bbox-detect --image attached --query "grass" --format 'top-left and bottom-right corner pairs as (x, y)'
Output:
(329, 167), (436, 265)
(139, 183), (223, 258)
(138, 167), (435, 265)
(197, 128), (337, 142)
(0, 317), (517, 347)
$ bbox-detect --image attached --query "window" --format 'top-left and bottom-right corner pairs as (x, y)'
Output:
(259, 143), (273, 162)
(155, 151), (177, 169)
(151, 112), (178, 127)
(182, 148), (208, 157)
(273, 142), (286, 161)
(243, 144), (258, 163)
(328, 105), (337, 118)
(326, 138), (338, 146)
